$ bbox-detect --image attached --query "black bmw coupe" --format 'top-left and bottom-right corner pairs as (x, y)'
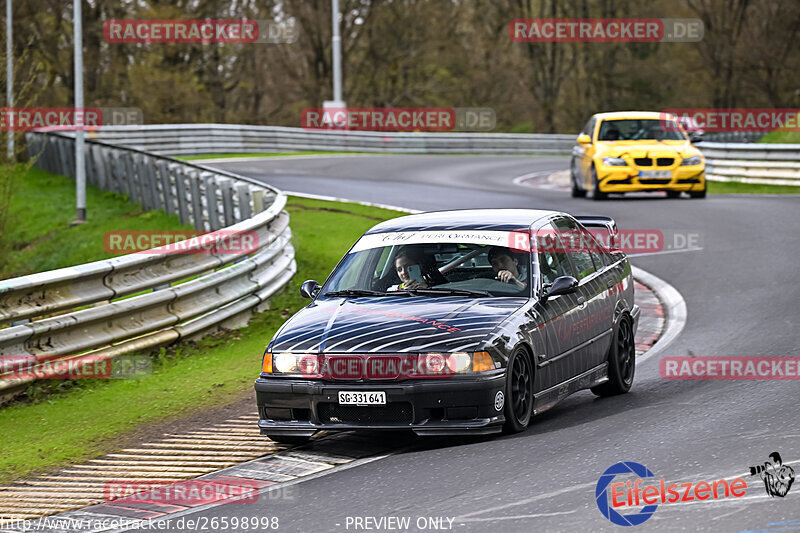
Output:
(255, 209), (639, 443)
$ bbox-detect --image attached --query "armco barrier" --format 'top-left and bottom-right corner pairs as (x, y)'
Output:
(700, 142), (800, 186)
(0, 132), (296, 396)
(87, 124), (577, 156)
(87, 125), (800, 186)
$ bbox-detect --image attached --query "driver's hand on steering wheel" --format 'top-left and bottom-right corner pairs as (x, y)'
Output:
(496, 270), (525, 288)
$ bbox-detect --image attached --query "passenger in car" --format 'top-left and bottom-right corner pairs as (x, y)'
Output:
(389, 246), (447, 290)
(487, 247), (528, 289)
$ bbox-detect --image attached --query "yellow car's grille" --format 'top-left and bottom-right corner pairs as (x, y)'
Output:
(633, 157), (675, 167)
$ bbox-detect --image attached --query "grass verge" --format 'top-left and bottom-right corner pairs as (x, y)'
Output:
(0, 165), (194, 279)
(0, 196), (403, 484)
(708, 180), (800, 194)
(758, 131), (800, 144)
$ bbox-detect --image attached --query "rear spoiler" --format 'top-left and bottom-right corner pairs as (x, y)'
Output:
(574, 215), (621, 251)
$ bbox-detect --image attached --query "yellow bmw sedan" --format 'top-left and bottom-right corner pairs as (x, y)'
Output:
(570, 111), (706, 200)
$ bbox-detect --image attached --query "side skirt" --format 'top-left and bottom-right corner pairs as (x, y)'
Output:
(532, 363), (608, 415)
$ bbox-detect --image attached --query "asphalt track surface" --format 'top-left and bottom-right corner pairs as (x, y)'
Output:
(189, 155), (799, 532)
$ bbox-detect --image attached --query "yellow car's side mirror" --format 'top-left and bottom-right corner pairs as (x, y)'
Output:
(576, 133), (591, 144)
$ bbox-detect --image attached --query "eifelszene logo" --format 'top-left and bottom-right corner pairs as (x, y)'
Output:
(749, 452), (795, 497)
(595, 461), (748, 526)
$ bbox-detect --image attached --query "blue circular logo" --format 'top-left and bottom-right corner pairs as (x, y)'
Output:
(596, 461), (658, 526)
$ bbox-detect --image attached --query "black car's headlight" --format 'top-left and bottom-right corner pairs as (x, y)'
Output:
(261, 352), (498, 378)
(602, 156), (627, 166)
(680, 155), (703, 166)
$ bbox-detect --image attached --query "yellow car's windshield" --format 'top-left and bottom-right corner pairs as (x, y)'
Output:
(598, 119), (686, 142)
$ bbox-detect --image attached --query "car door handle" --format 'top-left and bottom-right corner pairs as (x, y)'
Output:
(607, 280), (615, 289)
(577, 296), (587, 309)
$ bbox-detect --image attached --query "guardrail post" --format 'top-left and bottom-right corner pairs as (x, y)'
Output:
(237, 183), (252, 221)
(89, 144), (106, 189)
(204, 172), (222, 231)
(188, 169), (205, 230)
(111, 151), (125, 196)
(172, 165), (190, 225)
(220, 178), (235, 227)
(123, 152), (140, 204)
(157, 160), (175, 215)
(143, 157), (159, 211)
(252, 188), (265, 214)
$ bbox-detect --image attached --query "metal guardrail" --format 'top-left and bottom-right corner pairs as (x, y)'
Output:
(88, 124), (800, 186)
(88, 124), (577, 155)
(700, 142), (800, 185)
(0, 132), (296, 394)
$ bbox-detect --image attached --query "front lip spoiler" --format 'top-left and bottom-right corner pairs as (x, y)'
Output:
(258, 417), (505, 437)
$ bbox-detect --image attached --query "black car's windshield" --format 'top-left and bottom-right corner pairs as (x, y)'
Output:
(597, 119), (686, 141)
(322, 231), (530, 297)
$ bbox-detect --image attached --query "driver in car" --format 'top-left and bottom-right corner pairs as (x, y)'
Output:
(488, 247), (528, 289)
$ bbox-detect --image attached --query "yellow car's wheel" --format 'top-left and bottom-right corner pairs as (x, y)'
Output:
(592, 166), (608, 201)
(571, 159), (586, 198)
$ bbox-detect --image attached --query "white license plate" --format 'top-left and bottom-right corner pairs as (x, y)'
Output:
(338, 391), (386, 405)
(639, 170), (672, 179)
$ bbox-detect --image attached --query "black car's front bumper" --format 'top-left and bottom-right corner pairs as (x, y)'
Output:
(255, 373), (507, 437)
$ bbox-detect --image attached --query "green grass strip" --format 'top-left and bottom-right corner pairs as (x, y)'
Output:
(0, 165), (194, 279)
(0, 196), (404, 484)
(709, 180), (800, 194)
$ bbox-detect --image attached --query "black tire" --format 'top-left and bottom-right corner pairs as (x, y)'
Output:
(591, 315), (635, 397)
(571, 159), (586, 198)
(503, 348), (534, 434)
(267, 434), (311, 445)
(689, 188), (706, 198)
(666, 190), (681, 199)
(592, 167), (608, 201)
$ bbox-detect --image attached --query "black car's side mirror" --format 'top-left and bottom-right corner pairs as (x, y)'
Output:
(689, 132), (703, 144)
(300, 280), (320, 299)
(541, 276), (579, 302)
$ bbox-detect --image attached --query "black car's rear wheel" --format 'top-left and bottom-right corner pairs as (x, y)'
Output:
(503, 348), (534, 433)
(591, 315), (635, 397)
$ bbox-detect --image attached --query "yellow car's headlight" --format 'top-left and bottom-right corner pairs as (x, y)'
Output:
(602, 156), (627, 166)
(680, 155), (703, 166)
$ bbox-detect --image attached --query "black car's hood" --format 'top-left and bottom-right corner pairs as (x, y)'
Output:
(269, 295), (526, 353)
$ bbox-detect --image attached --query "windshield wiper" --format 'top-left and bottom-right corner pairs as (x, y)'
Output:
(323, 289), (395, 297)
(398, 287), (492, 298)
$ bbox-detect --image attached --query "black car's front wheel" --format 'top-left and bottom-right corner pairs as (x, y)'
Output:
(503, 348), (534, 433)
(591, 314), (635, 397)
